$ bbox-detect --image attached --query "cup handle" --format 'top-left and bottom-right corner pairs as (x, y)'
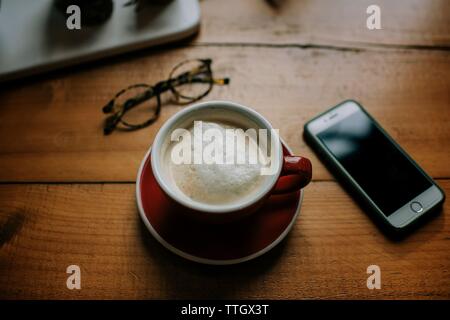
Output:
(272, 156), (312, 194)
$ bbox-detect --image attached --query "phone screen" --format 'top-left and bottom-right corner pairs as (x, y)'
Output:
(317, 110), (432, 215)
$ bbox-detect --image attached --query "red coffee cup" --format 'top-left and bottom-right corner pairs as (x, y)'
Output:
(149, 101), (312, 223)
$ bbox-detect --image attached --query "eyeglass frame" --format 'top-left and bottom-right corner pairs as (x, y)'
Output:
(102, 58), (229, 135)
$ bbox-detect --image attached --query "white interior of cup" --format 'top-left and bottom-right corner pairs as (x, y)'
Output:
(151, 101), (282, 214)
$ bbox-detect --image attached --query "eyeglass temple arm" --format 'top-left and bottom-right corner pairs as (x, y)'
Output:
(185, 77), (230, 85)
(213, 78), (230, 85)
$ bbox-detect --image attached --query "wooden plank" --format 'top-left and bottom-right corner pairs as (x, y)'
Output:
(0, 180), (448, 299)
(0, 47), (449, 182)
(198, 0), (450, 47)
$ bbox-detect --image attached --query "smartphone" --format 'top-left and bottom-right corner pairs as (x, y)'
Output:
(304, 100), (445, 231)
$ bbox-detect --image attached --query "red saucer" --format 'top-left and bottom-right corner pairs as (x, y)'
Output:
(136, 142), (303, 265)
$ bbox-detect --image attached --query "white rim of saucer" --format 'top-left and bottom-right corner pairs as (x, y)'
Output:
(136, 139), (304, 265)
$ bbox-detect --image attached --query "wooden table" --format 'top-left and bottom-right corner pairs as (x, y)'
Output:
(0, 0), (449, 299)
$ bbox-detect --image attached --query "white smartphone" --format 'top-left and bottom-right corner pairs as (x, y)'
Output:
(304, 100), (445, 231)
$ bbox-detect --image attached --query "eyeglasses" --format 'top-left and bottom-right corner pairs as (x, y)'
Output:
(102, 58), (230, 135)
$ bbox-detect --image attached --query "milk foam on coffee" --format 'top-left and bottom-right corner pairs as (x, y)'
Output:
(165, 121), (269, 205)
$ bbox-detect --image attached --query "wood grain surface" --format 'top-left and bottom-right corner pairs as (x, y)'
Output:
(197, 0), (450, 48)
(0, 180), (448, 299)
(0, 47), (449, 182)
(0, 0), (449, 299)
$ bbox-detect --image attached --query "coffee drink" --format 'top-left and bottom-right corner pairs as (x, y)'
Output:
(162, 121), (270, 205)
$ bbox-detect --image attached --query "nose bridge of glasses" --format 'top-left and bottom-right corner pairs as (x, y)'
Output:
(153, 79), (173, 93)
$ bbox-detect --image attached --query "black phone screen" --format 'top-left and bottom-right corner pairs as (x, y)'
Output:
(317, 110), (431, 215)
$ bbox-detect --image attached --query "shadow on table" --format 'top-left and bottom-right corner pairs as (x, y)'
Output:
(137, 217), (291, 299)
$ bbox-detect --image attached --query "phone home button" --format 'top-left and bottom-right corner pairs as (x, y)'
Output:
(410, 201), (423, 213)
